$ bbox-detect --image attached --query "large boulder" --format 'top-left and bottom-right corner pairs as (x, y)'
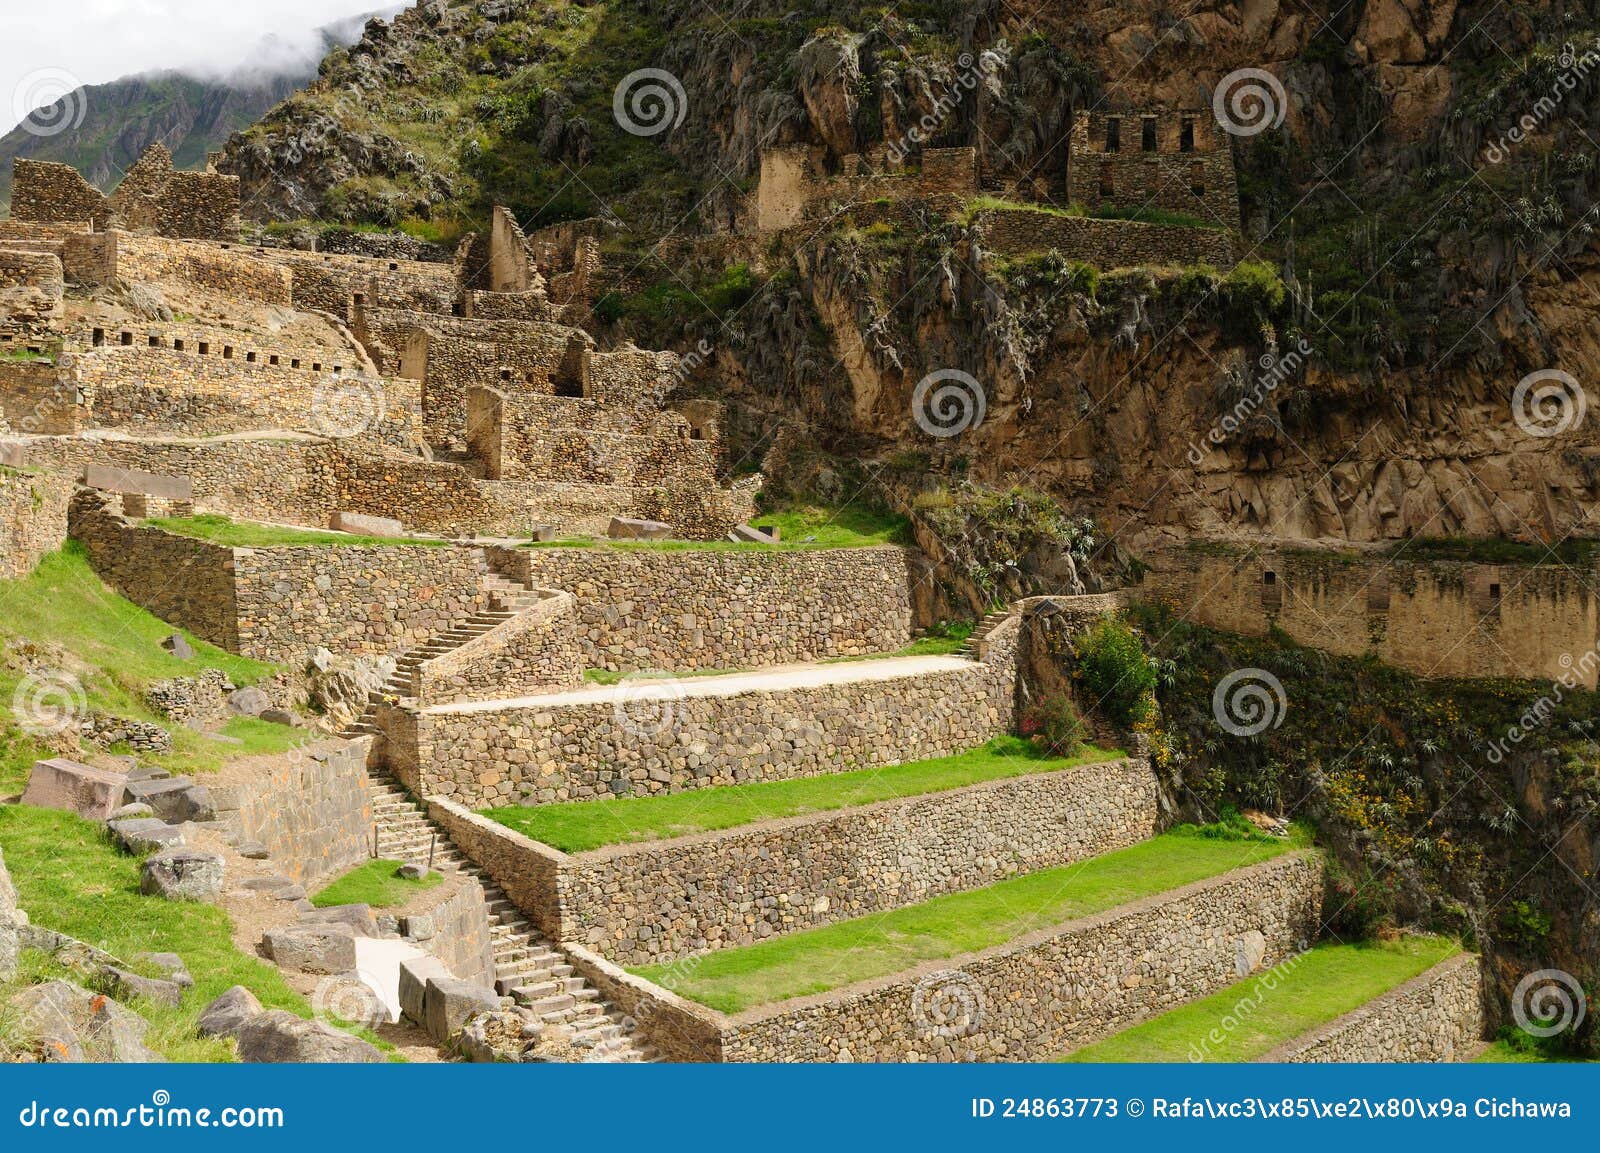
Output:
(124, 776), (214, 823)
(108, 817), (187, 854)
(330, 511), (405, 537)
(96, 965), (184, 1008)
(233, 1010), (383, 1063)
(422, 977), (502, 1045)
(21, 759), (130, 821)
(298, 904), (378, 937)
(196, 986), (264, 1038)
(227, 687), (272, 717)
(7, 980), (162, 1062)
(140, 848), (225, 901)
(263, 924), (358, 974)
(607, 516), (672, 541)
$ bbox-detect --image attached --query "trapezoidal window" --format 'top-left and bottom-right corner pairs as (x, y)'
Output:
(1189, 161), (1206, 199)
(1103, 118), (1121, 153)
(1141, 118), (1158, 152)
(120, 331), (133, 346)
(1098, 162), (1115, 201)
(1180, 119), (1196, 153)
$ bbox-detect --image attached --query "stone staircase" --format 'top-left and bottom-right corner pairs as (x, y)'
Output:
(366, 769), (657, 1062)
(338, 564), (542, 739)
(961, 608), (1014, 657)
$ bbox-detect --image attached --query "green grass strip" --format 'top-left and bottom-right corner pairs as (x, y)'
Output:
(526, 503), (911, 552)
(483, 739), (1124, 853)
(311, 859), (443, 909)
(1061, 936), (1460, 1062)
(631, 825), (1308, 1013)
(0, 806), (319, 1061)
(144, 513), (450, 548)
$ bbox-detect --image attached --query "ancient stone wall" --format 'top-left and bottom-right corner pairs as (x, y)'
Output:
(1261, 951), (1484, 1062)
(1142, 545), (1600, 686)
(489, 755), (1157, 965)
(497, 545), (915, 671)
(756, 147), (979, 231)
(0, 466), (71, 579)
(0, 250), (65, 341)
(424, 799), (566, 940)
(264, 250), (456, 319)
(316, 229), (450, 264)
(10, 160), (108, 228)
(69, 490), (241, 650)
(113, 234), (293, 306)
(384, 643), (1017, 807)
(414, 591), (585, 705)
(978, 209), (1237, 270)
(0, 361), (78, 435)
(1067, 110), (1241, 230)
(405, 876), (498, 988)
(210, 740), (374, 885)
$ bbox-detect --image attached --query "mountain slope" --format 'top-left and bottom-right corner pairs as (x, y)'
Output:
(0, 7), (402, 210)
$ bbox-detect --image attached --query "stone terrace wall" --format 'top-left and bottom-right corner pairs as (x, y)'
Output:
(264, 251), (456, 319)
(406, 876), (498, 987)
(741, 853), (1321, 1062)
(229, 544), (489, 663)
(756, 147), (977, 232)
(977, 210), (1237, 270)
(1262, 952), (1484, 1063)
(1143, 545), (1600, 686)
(70, 490), (240, 649)
(114, 234), (292, 306)
(210, 740), (373, 885)
(0, 361), (78, 435)
(384, 645), (1018, 807)
(500, 545), (915, 671)
(0, 467), (71, 579)
(415, 591), (585, 705)
(424, 799), (565, 940)
(11, 160), (107, 228)
(555, 756), (1157, 966)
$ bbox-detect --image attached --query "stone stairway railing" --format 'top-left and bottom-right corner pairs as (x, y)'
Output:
(338, 562), (542, 738)
(365, 768), (656, 1062)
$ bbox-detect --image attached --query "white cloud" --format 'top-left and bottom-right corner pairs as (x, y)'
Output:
(2, 0), (397, 135)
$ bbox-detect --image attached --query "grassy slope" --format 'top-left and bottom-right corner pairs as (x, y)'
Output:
(1062, 936), (1460, 1062)
(310, 859), (442, 909)
(633, 825), (1308, 1013)
(144, 514), (448, 548)
(483, 740), (1126, 852)
(0, 806), (309, 1061)
(0, 544), (303, 793)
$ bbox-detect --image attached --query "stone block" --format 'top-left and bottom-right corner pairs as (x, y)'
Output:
(97, 964), (184, 1008)
(263, 924), (357, 974)
(0, 441), (27, 470)
(398, 955), (452, 1026)
(21, 759), (130, 821)
(108, 817), (187, 854)
(298, 904), (378, 938)
(331, 511), (405, 537)
(197, 985), (263, 1037)
(422, 976), (501, 1044)
(140, 848), (225, 901)
(160, 633), (195, 660)
(227, 687), (271, 716)
(124, 776), (213, 823)
(607, 516), (672, 541)
(233, 1010), (382, 1063)
(82, 463), (193, 501)
(730, 523), (780, 544)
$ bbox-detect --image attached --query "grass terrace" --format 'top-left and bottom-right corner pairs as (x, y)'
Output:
(582, 667), (747, 687)
(0, 543), (301, 793)
(482, 738), (1125, 853)
(631, 821), (1309, 1013)
(525, 503), (911, 552)
(144, 514), (452, 549)
(1060, 936), (1460, 1062)
(311, 859), (443, 909)
(0, 806), (395, 1061)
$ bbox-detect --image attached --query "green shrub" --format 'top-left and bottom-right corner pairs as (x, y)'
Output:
(1075, 616), (1157, 728)
(1499, 899), (1554, 951)
(1019, 695), (1087, 756)
(1323, 864), (1396, 942)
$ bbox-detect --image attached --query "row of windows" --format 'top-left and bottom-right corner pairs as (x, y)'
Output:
(1101, 117), (1198, 154)
(90, 327), (339, 372)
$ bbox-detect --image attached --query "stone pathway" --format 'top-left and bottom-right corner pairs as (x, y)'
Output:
(366, 769), (656, 1062)
(422, 654), (977, 715)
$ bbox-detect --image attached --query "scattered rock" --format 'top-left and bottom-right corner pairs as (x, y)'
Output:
(729, 523), (780, 543)
(196, 986), (264, 1038)
(233, 1010), (382, 1063)
(241, 876), (305, 901)
(330, 511), (405, 537)
(109, 817), (187, 854)
(298, 904), (378, 937)
(8, 980), (162, 1063)
(607, 516), (673, 541)
(259, 708), (298, 727)
(142, 952), (194, 988)
(160, 634), (195, 660)
(397, 955), (451, 1025)
(140, 848), (225, 901)
(235, 840), (271, 860)
(396, 863), (429, 881)
(227, 687), (271, 717)
(124, 777), (214, 823)
(108, 802), (155, 821)
(20, 759), (130, 821)
(97, 965), (184, 1009)
(263, 924), (358, 974)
